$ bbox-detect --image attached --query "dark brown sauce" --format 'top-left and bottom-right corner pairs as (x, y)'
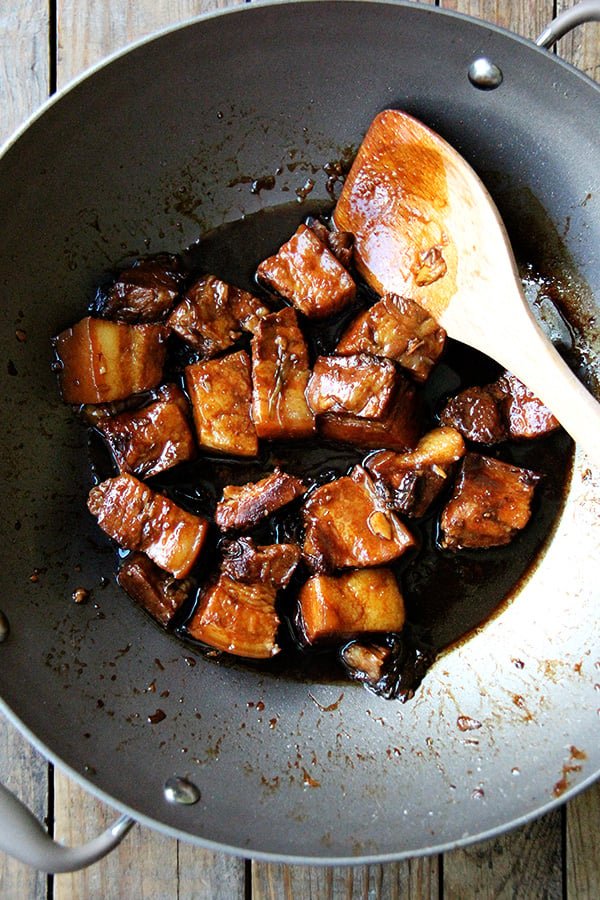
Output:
(91, 201), (574, 698)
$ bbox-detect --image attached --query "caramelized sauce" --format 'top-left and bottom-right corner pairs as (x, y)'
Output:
(92, 201), (574, 697)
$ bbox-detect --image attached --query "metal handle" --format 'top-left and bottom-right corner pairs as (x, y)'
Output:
(0, 780), (135, 872)
(536, 0), (600, 48)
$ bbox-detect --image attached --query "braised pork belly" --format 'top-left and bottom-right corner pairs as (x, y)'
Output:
(306, 353), (396, 418)
(302, 465), (415, 572)
(215, 468), (306, 532)
(256, 223), (356, 318)
(318, 374), (422, 451)
(336, 292), (446, 382)
(93, 253), (186, 323)
(185, 350), (258, 457)
(95, 383), (196, 478)
(366, 427), (465, 517)
(168, 274), (270, 357)
(87, 473), (209, 578)
(250, 306), (316, 440)
(440, 370), (560, 443)
(117, 552), (194, 628)
(297, 567), (405, 644)
(186, 573), (281, 659)
(440, 453), (541, 550)
(220, 537), (300, 588)
(53, 316), (168, 404)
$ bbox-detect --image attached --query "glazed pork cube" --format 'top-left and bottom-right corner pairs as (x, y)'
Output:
(52, 317), (168, 404)
(302, 465), (415, 572)
(117, 552), (193, 628)
(94, 253), (185, 323)
(366, 427), (465, 517)
(95, 384), (196, 477)
(318, 374), (422, 452)
(251, 306), (316, 439)
(186, 573), (280, 659)
(297, 568), (405, 644)
(495, 371), (560, 439)
(305, 216), (354, 269)
(215, 468), (306, 532)
(221, 537), (300, 588)
(336, 293), (446, 382)
(306, 354), (396, 418)
(439, 452), (541, 550)
(167, 274), (270, 357)
(87, 473), (209, 578)
(185, 350), (258, 457)
(256, 223), (356, 319)
(439, 384), (506, 444)
(440, 371), (559, 444)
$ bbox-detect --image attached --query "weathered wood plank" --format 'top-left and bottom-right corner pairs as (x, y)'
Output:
(566, 781), (600, 899)
(443, 810), (563, 900)
(56, 0), (238, 84)
(440, 0), (553, 40)
(177, 846), (247, 900)
(252, 858), (439, 900)
(0, 0), (49, 138)
(556, 0), (600, 82)
(0, 725), (49, 899)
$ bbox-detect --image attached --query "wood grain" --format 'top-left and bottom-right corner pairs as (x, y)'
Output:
(1, 0), (600, 897)
(0, 0), (49, 137)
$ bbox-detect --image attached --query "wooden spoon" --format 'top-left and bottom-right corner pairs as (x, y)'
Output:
(333, 109), (600, 467)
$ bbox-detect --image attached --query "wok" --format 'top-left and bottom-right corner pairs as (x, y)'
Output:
(0, 0), (599, 869)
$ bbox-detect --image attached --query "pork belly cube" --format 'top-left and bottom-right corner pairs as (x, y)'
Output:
(440, 371), (559, 444)
(305, 216), (354, 269)
(95, 384), (196, 477)
(251, 306), (316, 439)
(439, 452), (541, 550)
(117, 552), (193, 628)
(336, 293), (446, 382)
(318, 375), (422, 452)
(95, 253), (185, 323)
(256, 223), (356, 319)
(185, 350), (258, 457)
(297, 568), (405, 644)
(366, 427), (465, 517)
(306, 354), (396, 418)
(221, 537), (300, 588)
(341, 641), (391, 686)
(439, 384), (506, 444)
(302, 465), (415, 572)
(495, 371), (560, 439)
(215, 468), (306, 532)
(167, 274), (270, 357)
(52, 316), (168, 404)
(87, 473), (209, 578)
(186, 573), (280, 659)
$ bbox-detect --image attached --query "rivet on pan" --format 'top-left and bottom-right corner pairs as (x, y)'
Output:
(164, 775), (201, 806)
(468, 58), (503, 90)
(0, 610), (9, 642)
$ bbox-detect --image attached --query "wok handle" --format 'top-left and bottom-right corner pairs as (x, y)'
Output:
(536, 0), (600, 48)
(0, 780), (135, 872)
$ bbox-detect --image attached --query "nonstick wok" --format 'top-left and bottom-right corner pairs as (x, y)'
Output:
(0, 0), (600, 869)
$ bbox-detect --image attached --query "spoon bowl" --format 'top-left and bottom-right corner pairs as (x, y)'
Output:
(333, 109), (600, 468)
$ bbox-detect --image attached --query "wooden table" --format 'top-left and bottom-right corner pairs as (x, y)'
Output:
(1, 0), (600, 896)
